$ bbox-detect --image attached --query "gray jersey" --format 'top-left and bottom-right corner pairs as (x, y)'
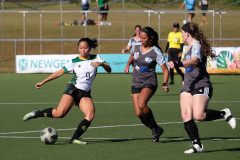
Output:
(131, 45), (166, 88)
(182, 41), (212, 92)
(128, 37), (141, 49)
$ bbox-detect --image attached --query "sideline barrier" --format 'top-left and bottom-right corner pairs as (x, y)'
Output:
(16, 54), (164, 73)
(16, 47), (240, 74)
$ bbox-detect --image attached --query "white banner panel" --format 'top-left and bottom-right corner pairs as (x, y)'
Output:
(16, 54), (78, 73)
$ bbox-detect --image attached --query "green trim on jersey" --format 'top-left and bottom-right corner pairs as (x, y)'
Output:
(72, 55), (97, 63)
(70, 70), (77, 85)
(63, 66), (68, 73)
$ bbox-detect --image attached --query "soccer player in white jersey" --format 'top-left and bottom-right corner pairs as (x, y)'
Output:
(122, 25), (142, 73)
(167, 22), (236, 153)
(23, 38), (111, 144)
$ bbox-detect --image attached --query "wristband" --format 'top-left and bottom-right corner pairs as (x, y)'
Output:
(174, 61), (183, 67)
(162, 83), (168, 87)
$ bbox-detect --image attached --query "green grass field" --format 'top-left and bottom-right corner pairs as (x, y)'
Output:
(0, 73), (239, 160)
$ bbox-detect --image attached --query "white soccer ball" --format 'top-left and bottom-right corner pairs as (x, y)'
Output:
(40, 127), (58, 144)
(183, 20), (187, 24)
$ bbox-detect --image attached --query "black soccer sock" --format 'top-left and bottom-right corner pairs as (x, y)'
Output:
(36, 108), (53, 117)
(71, 119), (91, 140)
(170, 68), (174, 82)
(205, 109), (225, 121)
(140, 109), (158, 130)
(184, 119), (202, 148)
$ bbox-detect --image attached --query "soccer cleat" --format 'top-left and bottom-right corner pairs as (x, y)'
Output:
(169, 82), (174, 85)
(184, 144), (205, 154)
(23, 109), (40, 121)
(221, 108), (237, 129)
(152, 127), (164, 142)
(69, 139), (88, 145)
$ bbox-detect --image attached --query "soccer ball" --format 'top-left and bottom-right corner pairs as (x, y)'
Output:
(40, 127), (58, 144)
(183, 20), (187, 24)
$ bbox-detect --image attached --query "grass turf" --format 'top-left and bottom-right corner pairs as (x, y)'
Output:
(0, 73), (239, 160)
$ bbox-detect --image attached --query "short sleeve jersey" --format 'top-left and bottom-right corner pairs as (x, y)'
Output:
(199, 0), (208, 6)
(182, 41), (212, 92)
(81, 0), (89, 5)
(167, 31), (184, 49)
(183, 0), (196, 10)
(127, 37), (141, 49)
(96, 0), (106, 7)
(131, 45), (166, 88)
(63, 55), (105, 92)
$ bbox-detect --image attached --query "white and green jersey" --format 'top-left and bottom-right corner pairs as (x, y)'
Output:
(63, 55), (105, 91)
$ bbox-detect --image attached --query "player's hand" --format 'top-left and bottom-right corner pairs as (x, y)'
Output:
(124, 65), (129, 73)
(35, 82), (44, 89)
(122, 49), (127, 54)
(164, 53), (167, 57)
(91, 62), (102, 67)
(162, 86), (169, 93)
(167, 61), (175, 69)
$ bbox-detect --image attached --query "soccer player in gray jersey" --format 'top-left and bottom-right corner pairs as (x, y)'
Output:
(123, 25), (142, 73)
(167, 22), (237, 154)
(23, 38), (111, 145)
(130, 27), (169, 142)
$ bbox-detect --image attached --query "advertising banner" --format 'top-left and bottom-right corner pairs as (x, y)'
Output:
(16, 54), (164, 73)
(182, 47), (240, 74)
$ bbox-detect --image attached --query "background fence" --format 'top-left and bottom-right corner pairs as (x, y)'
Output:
(1, 0), (240, 72)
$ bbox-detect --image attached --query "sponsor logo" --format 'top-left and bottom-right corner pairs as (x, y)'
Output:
(199, 89), (203, 92)
(44, 113), (48, 117)
(135, 65), (140, 71)
(145, 57), (152, 63)
(82, 126), (87, 131)
(18, 58), (28, 71)
(186, 55), (191, 60)
(134, 52), (139, 59)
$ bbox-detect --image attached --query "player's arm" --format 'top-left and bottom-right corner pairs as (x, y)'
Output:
(101, 62), (111, 73)
(167, 56), (200, 69)
(124, 54), (133, 73)
(179, 2), (185, 9)
(35, 68), (66, 89)
(91, 61), (111, 73)
(122, 45), (131, 53)
(161, 63), (169, 93)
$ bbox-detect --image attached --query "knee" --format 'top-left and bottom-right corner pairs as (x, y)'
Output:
(138, 101), (147, 111)
(85, 112), (95, 122)
(181, 111), (192, 122)
(193, 113), (205, 121)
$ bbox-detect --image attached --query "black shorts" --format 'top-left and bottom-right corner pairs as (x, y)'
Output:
(131, 84), (158, 94)
(201, 5), (208, 16)
(188, 9), (195, 17)
(64, 83), (92, 106)
(181, 87), (213, 99)
(99, 5), (109, 15)
(168, 48), (182, 62)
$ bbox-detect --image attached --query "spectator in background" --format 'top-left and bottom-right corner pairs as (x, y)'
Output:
(179, 0), (196, 22)
(199, 0), (208, 26)
(97, 0), (109, 26)
(81, 0), (90, 25)
(165, 22), (184, 85)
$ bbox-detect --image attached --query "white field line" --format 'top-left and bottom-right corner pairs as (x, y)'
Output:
(0, 118), (239, 135)
(0, 136), (239, 141)
(1, 100), (240, 105)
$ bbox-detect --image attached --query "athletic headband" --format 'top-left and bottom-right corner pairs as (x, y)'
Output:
(182, 23), (194, 36)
